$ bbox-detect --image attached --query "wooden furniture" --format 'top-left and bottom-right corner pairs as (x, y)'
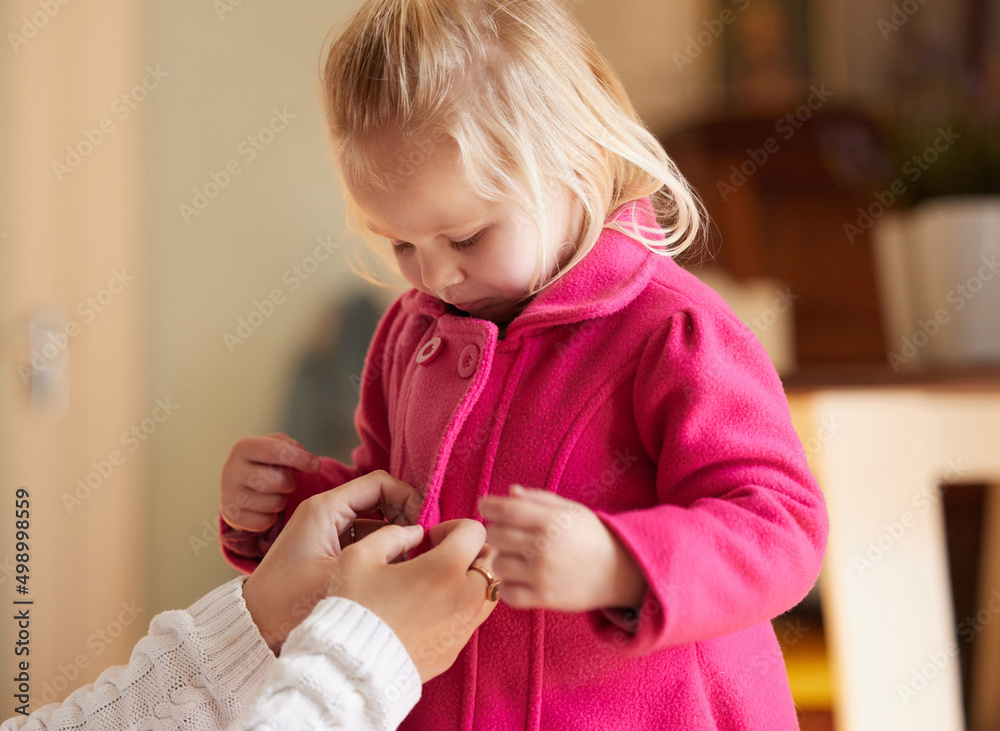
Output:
(664, 112), (891, 368)
(785, 368), (1000, 731)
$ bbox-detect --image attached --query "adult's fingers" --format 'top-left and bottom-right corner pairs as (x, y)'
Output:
(287, 473), (420, 559)
(427, 519), (485, 547)
(424, 519), (488, 570)
(347, 524), (425, 565)
(333, 471), (423, 527)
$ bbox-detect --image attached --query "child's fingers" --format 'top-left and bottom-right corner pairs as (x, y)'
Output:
(235, 489), (288, 515)
(224, 508), (279, 532)
(240, 435), (321, 473)
(491, 553), (532, 585)
(508, 484), (580, 509)
(243, 464), (299, 494)
(478, 494), (561, 530)
(267, 432), (308, 452)
(483, 523), (534, 554)
(496, 583), (538, 609)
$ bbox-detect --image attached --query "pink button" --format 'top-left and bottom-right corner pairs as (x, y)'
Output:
(458, 344), (479, 378)
(416, 337), (443, 364)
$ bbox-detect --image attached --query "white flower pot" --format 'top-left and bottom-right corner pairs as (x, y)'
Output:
(873, 197), (1000, 370)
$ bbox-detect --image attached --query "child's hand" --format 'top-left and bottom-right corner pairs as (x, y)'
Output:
(478, 485), (648, 612)
(220, 433), (322, 532)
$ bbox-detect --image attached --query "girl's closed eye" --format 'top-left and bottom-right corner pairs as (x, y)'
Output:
(391, 230), (484, 255)
(450, 230), (484, 250)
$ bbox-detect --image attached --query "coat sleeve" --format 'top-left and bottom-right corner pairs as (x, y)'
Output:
(589, 305), (828, 654)
(220, 298), (402, 573)
(0, 578), (274, 731)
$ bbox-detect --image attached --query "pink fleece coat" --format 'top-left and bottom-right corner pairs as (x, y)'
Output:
(221, 197), (828, 730)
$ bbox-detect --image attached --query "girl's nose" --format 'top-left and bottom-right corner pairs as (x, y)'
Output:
(420, 251), (464, 294)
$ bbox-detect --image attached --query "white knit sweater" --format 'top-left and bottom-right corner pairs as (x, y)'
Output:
(1, 577), (422, 730)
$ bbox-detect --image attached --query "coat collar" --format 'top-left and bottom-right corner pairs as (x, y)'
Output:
(400, 197), (660, 336)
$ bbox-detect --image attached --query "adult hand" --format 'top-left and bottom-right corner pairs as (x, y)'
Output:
(328, 519), (499, 683)
(242, 470), (423, 652)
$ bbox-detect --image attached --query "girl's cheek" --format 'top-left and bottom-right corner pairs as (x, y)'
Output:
(397, 260), (420, 288)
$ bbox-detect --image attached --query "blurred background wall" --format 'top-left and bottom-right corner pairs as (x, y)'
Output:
(0, 0), (997, 727)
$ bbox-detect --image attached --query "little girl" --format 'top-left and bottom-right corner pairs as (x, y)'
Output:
(219, 0), (828, 728)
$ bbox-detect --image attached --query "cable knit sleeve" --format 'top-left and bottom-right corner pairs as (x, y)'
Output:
(590, 304), (829, 653)
(230, 597), (421, 730)
(1, 577), (274, 731)
(220, 297), (405, 573)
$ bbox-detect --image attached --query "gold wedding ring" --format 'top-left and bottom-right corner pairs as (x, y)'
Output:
(469, 564), (501, 602)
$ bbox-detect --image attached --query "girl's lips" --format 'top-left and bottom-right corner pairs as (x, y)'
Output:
(453, 299), (489, 311)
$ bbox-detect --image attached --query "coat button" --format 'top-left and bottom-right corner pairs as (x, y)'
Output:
(458, 344), (479, 378)
(416, 337), (443, 364)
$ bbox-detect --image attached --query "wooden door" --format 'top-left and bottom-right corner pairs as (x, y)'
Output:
(0, 1), (148, 716)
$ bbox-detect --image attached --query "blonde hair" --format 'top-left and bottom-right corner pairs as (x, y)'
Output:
(320, 0), (705, 294)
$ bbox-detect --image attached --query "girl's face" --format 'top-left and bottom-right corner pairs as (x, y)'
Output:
(347, 141), (583, 326)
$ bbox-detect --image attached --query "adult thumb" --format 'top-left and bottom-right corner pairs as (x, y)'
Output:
(355, 523), (424, 564)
